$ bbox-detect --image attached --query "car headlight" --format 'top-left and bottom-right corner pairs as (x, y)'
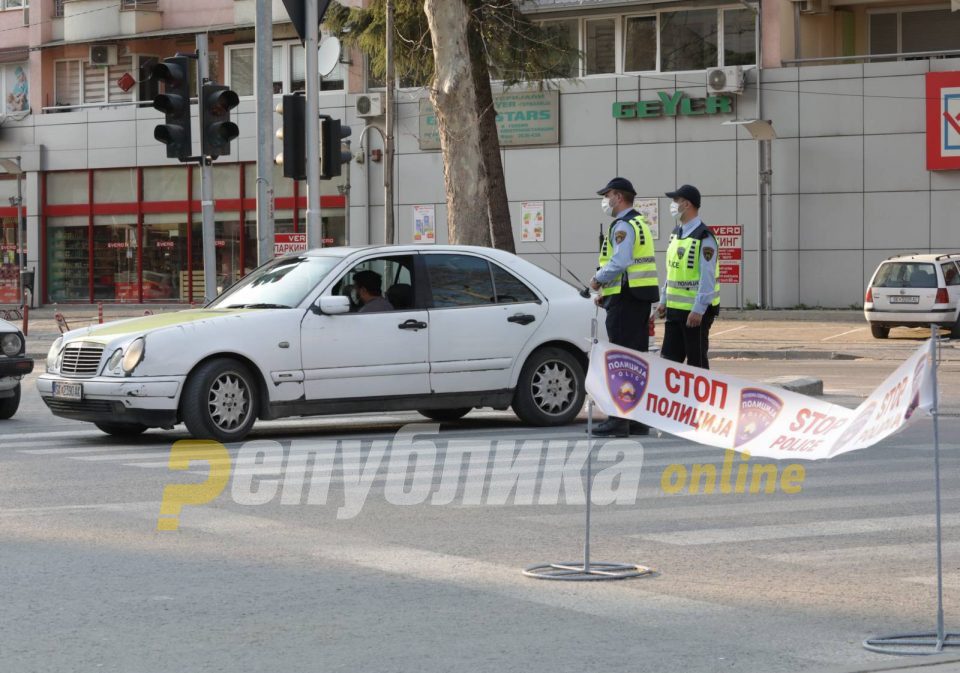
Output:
(1, 333), (22, 357)
(46, 337), (63, 373)
(104, 348), (124, 376)
(121, 337), (145, 374)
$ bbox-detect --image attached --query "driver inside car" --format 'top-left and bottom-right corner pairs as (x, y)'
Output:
(353, 270), (394, 313)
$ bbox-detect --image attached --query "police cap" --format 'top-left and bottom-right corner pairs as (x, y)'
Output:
(597, 177), (636, 196)
(665, 184), (701, 209)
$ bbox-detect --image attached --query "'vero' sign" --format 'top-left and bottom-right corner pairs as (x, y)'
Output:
(274, 232), (308, 257)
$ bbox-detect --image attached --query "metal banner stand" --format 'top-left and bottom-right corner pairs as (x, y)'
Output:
(864, 325), (958, 654)
(524, 316), (654, 581)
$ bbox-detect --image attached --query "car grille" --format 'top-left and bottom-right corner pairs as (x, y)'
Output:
(60, 342), (104, 377)
(43, 398), (117, 416)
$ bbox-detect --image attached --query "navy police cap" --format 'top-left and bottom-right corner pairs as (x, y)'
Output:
(665, 184), (701, 209)
(597, 177), (636, 195)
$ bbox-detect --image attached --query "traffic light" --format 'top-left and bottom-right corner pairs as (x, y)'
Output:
(201, 84), (239, 159)
(319, 115), (352, 180)
(275, 94), (306, 180)
(148, 56), (192, 161)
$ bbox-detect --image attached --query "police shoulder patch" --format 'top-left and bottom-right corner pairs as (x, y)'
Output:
(615, 231), (627, 244)
(703, 246), (715, 262)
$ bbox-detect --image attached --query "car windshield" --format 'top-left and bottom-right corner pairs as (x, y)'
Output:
(872, 262), (938, 289)
(208, 256), (341, 309)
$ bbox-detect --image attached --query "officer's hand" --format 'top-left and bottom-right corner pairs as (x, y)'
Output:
(589, 278), (601, 291)
(593, 294), (603, 307)
(656, 304), (666, 319)
(687, 311), (703, 328)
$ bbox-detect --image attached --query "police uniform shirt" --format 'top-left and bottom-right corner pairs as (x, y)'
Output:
(661, 216), (719, 314)
(594, 209), (638, 286)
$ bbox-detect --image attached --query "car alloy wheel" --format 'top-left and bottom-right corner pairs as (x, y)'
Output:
(208, 372), (251, 431)
(532, 360), (576, 416)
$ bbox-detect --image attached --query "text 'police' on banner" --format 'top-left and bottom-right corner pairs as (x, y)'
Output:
(586, 339), (935, 460)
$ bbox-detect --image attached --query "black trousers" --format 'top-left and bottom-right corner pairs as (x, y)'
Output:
(661, 308), (717, 369)
(604, 291), (652, 353)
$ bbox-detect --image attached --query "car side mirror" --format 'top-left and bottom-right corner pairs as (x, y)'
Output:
(316, 295), (350, 315)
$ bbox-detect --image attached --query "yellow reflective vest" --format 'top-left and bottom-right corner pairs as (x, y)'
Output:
(665, 224), (721, 311)
(597, 215), (657, 298)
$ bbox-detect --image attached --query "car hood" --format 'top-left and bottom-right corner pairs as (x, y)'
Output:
(67, 309), (254, 344)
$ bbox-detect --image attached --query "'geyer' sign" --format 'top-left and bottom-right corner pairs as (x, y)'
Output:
(613, 91), (734, 119)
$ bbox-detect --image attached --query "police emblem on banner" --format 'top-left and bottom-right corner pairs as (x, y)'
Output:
(734, 388), (784, 448)
(605, 350), (649, 414)
(827, 401), (876, 457)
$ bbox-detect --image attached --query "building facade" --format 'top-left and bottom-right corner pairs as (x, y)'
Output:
(0, 0), (958, 307)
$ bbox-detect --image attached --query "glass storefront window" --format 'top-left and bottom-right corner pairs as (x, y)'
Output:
(723, 9), (756, 66)
(585, 19), (616, 75)
(246, 163), (294, 199)
(94, 168), (136, 203)
(660, 10), (719, 72)
(0, 215), (19, 303)
(143, 213), (188, 302)
(193, 214), (242, 297)
(93, 215), (138, 302)
(47, 216), (89, 303)
(243, 209), (294, 273)
(47, 171), (88, 205)
(624, 16), (657, 72)
(192, 164), (241, 200)
(143, 166), (188, 202)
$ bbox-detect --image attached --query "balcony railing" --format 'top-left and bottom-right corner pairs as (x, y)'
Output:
(121, 0), (158, 8)
(782, 48), (960, 66)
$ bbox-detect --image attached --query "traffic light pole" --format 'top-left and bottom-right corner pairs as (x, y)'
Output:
(255, 0), (275, 266)
(196, 33), (218, 303)
(304, 0), (322, 248)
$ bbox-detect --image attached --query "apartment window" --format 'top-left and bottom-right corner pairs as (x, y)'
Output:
(2, 0), (27, 9)
(660, 9), (719, 72)
(623, 16), (656, 72)
(869, 8), (960, 55)
(53, 0), (63, 17)
(54, 60), (81, 106)
(2, 63), (29, 114)
(723, 8), (755, 66)
(584, 18), (617, 75)
(227, 40), (343, 97)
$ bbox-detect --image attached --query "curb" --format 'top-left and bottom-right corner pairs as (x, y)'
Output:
(765, 375), (824, 396)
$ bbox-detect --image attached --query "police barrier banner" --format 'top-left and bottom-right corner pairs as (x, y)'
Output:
(586, 338), (935, 460)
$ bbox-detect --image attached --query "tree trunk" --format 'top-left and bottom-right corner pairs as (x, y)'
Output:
(468, 7), (516, 254)
(424, 0), (491, 247)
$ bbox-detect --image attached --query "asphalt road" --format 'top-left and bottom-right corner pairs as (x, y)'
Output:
(3, 335), (960, 673)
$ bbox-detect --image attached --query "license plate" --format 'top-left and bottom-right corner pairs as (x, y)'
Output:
(53, 381), (82, 401)
(889, 296), (920, 304)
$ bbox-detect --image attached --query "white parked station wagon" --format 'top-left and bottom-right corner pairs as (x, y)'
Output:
(38, 245), (600, 441)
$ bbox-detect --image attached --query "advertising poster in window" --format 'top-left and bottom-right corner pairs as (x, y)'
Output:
(633, 197), (659, 240)
(413, 205), (435, 244)
(5, 64), (29, 114)
(520, 201), (545, 242)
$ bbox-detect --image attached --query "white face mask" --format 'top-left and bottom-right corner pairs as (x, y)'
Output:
(670, 201), (683, 218)
(601, 197), (614, 216)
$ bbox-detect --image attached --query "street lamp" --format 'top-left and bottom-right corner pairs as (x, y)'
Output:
(724, 119), (776, 308)
(0, 157), (26, 306)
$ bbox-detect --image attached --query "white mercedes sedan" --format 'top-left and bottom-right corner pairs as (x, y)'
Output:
(38, 245), (598, 441)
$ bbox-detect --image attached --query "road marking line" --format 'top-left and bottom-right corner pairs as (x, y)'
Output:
(821, 327), (866, 342)
(712, 325), (746, 337)
(635, 512), (960, 545)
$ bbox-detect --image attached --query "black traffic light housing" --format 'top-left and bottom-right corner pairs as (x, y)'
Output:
(201, 84), (240, 159)
(148, 56), (192, 161)
(320, 115), (352, 180)
(276, 93), (307, 180)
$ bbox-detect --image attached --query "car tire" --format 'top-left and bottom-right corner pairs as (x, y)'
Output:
(870, 324), (890, 339)
(417, 408), (471, 422)
(181, 358), (259, 442)
(951, 320), (960, 340)
(0, 383), (20, 420)
(512, 347), (585, 427)
(95, 422), (148, 437)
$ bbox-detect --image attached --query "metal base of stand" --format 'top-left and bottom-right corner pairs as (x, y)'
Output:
(523, 562), (653, 581)
(864, 633), (960, 655)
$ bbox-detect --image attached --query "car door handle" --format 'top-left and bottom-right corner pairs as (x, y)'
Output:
(398, 319), (428, 330)
(508, 313), (536, 325)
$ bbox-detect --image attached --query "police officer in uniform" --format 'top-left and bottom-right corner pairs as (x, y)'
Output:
(656, 184), (720, 369)
(589, 177), (659, 437)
